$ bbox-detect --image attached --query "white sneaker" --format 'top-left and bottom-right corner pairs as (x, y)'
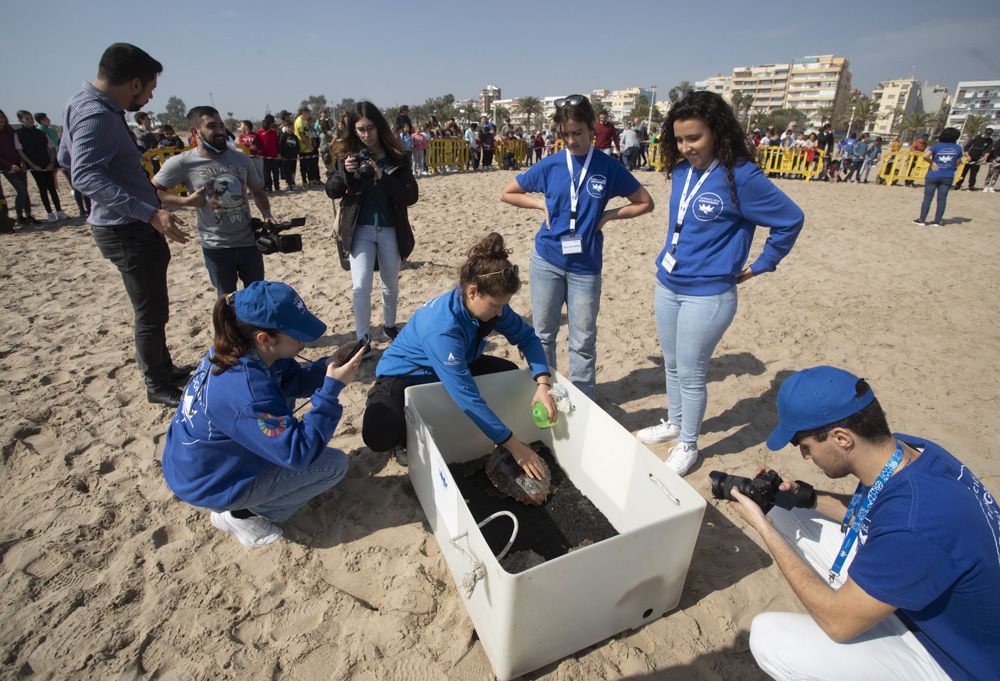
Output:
(56, 210), (69, 220)
(46, 212), (57, 223)
(210, 511), (282, 548)
(665, 442), (699, 476)
(637, 419), (681, 444)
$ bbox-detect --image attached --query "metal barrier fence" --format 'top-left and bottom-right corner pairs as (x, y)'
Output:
(878, 151), (966, 185)
(426, 138), (469, 174)
(495, 139), (528, 166)
(755, 146), (826, 181)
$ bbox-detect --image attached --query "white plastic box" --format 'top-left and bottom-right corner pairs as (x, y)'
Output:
(405, 369), (706, 681)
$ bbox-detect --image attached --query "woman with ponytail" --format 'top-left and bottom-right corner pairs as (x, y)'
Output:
(161, 281), (365, 548)
(362, 233), (554, 476)
(637, 91), (804, 476)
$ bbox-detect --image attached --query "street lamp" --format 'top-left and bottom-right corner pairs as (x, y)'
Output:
(647, 85), (657, 134)
(846, 104), (856, 137)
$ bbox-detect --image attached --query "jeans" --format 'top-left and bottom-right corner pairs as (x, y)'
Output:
(350, 224), (401, 339)
(91, 222), (175, 389)
(843, 158), (863, 181)
(362, 355), (518, 452)
(749, 508), (950, 681)
(202, 245), (265, 295)
(530, 251), (601, 398)
(919, 177), (952, 224)
(262, 158), (281, 190)
(858, 159), (876, 183)
(622, 146), (639, 170)
(412, 148), (425, 175)
(222, 446), (349, 522)
(2, 171), (32, 219)
(654, 281), (738, 446)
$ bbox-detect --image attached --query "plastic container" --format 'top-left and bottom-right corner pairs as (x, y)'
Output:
(405, 369), (706, 681)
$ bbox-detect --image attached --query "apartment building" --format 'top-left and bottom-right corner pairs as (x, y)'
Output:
(869, 80), (950, 136)
(479, 85), (501, 116)
(945, 80), (1000, 132)
(784, 55), (852, 127)
(694, 75), (733, 104)
(731, 63), (790, 111)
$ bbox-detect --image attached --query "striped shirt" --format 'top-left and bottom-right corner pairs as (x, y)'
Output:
(57, 81), (159, 226)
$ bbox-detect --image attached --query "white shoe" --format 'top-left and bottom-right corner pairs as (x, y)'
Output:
(637, 419), (681, 444)
(56, 210), (69, 220)
(46, 212), (57, 223)
(665, 442), (699, 476)
(210, 511), (282, 548)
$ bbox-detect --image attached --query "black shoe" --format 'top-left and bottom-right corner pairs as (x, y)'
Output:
(384, 325), (399, 341)
(147, 385), (182, 408)
(170, 363), (196, 386)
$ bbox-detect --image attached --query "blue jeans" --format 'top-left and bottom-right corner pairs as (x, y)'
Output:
(530, 251), (601, 398)
(222, 447), (349, 522)
(919, 177), (952, 224)
(350, 224), (401, 339)
(654, 281), (738, 446)
(202, 245), (265, 295)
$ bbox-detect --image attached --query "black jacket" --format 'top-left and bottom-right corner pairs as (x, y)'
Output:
(325, 152), (418, 259)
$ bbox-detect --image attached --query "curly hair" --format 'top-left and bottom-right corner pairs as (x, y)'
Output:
(459, 232), (521, 297)
(659, 91), (753, 205)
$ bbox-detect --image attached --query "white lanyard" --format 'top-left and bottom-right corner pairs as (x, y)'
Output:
(565, 146), (594, 233)
(670, 159), (718, 251)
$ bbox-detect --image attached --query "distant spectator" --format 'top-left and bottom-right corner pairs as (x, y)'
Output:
(620, 122), (641, 170)
(294, 107), (318, 186)
(278, 123), (300, 190)
(411, 123), (427, 176)
(594, 110), (620, 155)
(134, 111), (159, 151)
(859, 136), (882, 183)
(464, 122), (480, 170)
(983, 142), (1000, 193)
(15, 109), (66, 222)
(256, 114), (280, 192)
(0, 109), (37, 225)
(237, 119), (264, 183)
(905, 133), (928, 187)
(394, 105), (412, 131)
(479, 123), (496, 168)
(953, 128), (993, 191)
(318, 119), (336, 172)
(158, 124), (184, 148)
(914, 127), (966, 227)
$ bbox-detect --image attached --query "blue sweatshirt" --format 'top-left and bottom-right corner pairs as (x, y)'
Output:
(375, 288), (549, 443)
(162, 350), (344, 509)
(655, 160), (804, 295)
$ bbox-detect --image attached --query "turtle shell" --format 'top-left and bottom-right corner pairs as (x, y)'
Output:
(484, 445), (552, 506)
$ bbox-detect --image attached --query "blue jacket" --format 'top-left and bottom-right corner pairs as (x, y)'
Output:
(655, 160), (804, 295)
(376, 288), (549, 443)
(162, 350), (344, 509)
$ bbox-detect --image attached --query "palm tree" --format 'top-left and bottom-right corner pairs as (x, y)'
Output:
(898, 112), (935, 142)
(814, 105), (835, 126)
(668, 81), (694, 105)
(492, 105), (511, 127)
(514, 96), (543, 131)
(730, 90), (753, 128)
(962, 114), (989, 137)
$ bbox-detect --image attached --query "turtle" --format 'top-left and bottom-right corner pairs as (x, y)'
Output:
(479, 443), (553, 506)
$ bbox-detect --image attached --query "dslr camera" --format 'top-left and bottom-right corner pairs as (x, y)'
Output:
(253, 217), (306, 255)
(350, 147), (376, 181)
(709, 469), (815, 514)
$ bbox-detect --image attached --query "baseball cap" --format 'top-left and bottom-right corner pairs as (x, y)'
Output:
(766, 366), (875, 451)
(232, 281), (327, 342)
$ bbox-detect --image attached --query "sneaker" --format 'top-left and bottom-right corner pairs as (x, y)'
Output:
(384, 325), (399, 341)
(912, 218), (926, 226)
(46, 212), (58, 223)
(210, 511), (282, 548)
(665, 442), (699, 476)
(637, 419), (681, 444)
(393, 446), (408, 467)
(927, 222), (942, 227)
(56, 210), (70, 220)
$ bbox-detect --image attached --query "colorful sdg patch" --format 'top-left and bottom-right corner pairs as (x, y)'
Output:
(257, 413), (289, 437)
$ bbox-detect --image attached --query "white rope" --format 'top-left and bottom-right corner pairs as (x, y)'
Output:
(449, 511), (520, 599)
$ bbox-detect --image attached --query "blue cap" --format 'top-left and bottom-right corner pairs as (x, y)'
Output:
(232, 281), (326, 342)
(766, 366), (875, 451)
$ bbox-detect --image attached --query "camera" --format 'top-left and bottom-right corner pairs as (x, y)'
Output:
(709, 469), (815, 514)
(253, 216), (306, 255)
(350, 147), (375, 181)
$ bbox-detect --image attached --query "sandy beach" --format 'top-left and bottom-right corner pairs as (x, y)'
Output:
(1, 168), (997, 680)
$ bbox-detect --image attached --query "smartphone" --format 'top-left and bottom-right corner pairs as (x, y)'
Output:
(349, 333), (372, 360)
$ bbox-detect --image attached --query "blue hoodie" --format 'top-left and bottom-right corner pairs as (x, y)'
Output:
(655, 160), (804, 295)
(162, 350), (345, 509)
(376, 288), (549, 444)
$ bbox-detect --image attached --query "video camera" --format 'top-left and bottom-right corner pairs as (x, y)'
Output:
(252, 216), (305, 255)
(709, 469), (815, 514)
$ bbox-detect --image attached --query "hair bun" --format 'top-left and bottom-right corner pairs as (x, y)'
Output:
(467, 232), (510, 260)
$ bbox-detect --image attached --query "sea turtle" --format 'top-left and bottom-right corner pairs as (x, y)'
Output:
(481, 443), (553, 506)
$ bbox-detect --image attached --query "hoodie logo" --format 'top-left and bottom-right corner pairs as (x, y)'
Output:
(693, 192), (723, 221)
(257, 413), (289, 437)
(445, 352), (462, 366)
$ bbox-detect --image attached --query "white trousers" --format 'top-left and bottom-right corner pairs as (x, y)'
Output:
(749, 507), (950, 681)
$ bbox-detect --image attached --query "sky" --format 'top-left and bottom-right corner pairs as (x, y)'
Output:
(2, 0), (999, 125)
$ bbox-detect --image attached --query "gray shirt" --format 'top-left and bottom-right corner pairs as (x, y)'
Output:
(620, 127), (640, 149)
(57, 81), (159, 226)
(153, 148), (262, 249)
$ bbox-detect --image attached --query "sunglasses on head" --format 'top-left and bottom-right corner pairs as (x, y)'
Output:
(481, 264), (519, 278)
(555, 95), (587, 109)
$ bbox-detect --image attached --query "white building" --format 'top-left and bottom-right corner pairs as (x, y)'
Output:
(869, 80), (951, 136)
(479, 85), (501, 116)
(945, 80), (1000, 134)
(695, 75), (733, 104)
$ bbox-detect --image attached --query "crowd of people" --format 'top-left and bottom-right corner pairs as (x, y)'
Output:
(5, 40), (997, 681)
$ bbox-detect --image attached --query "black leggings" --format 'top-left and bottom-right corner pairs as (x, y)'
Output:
(31, 170), (61, 213)
(361, 355), (519, 452)
(263, 158), (281, 190)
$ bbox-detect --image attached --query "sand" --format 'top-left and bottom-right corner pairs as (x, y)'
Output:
(1, 167), (997, 680)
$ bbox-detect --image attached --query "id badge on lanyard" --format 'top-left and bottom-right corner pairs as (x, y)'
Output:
(661, 159), (718, 273)
(562, 147), (593, 256)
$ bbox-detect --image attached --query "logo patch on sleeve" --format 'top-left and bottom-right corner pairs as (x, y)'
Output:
(257, 413), (289, 437)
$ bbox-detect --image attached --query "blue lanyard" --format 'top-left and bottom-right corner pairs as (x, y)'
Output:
(828, 441), (904, 584)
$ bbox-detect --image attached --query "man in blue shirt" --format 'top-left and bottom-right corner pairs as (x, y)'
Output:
(58, 43), (192, 407)
(727, 367), (999, 681)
